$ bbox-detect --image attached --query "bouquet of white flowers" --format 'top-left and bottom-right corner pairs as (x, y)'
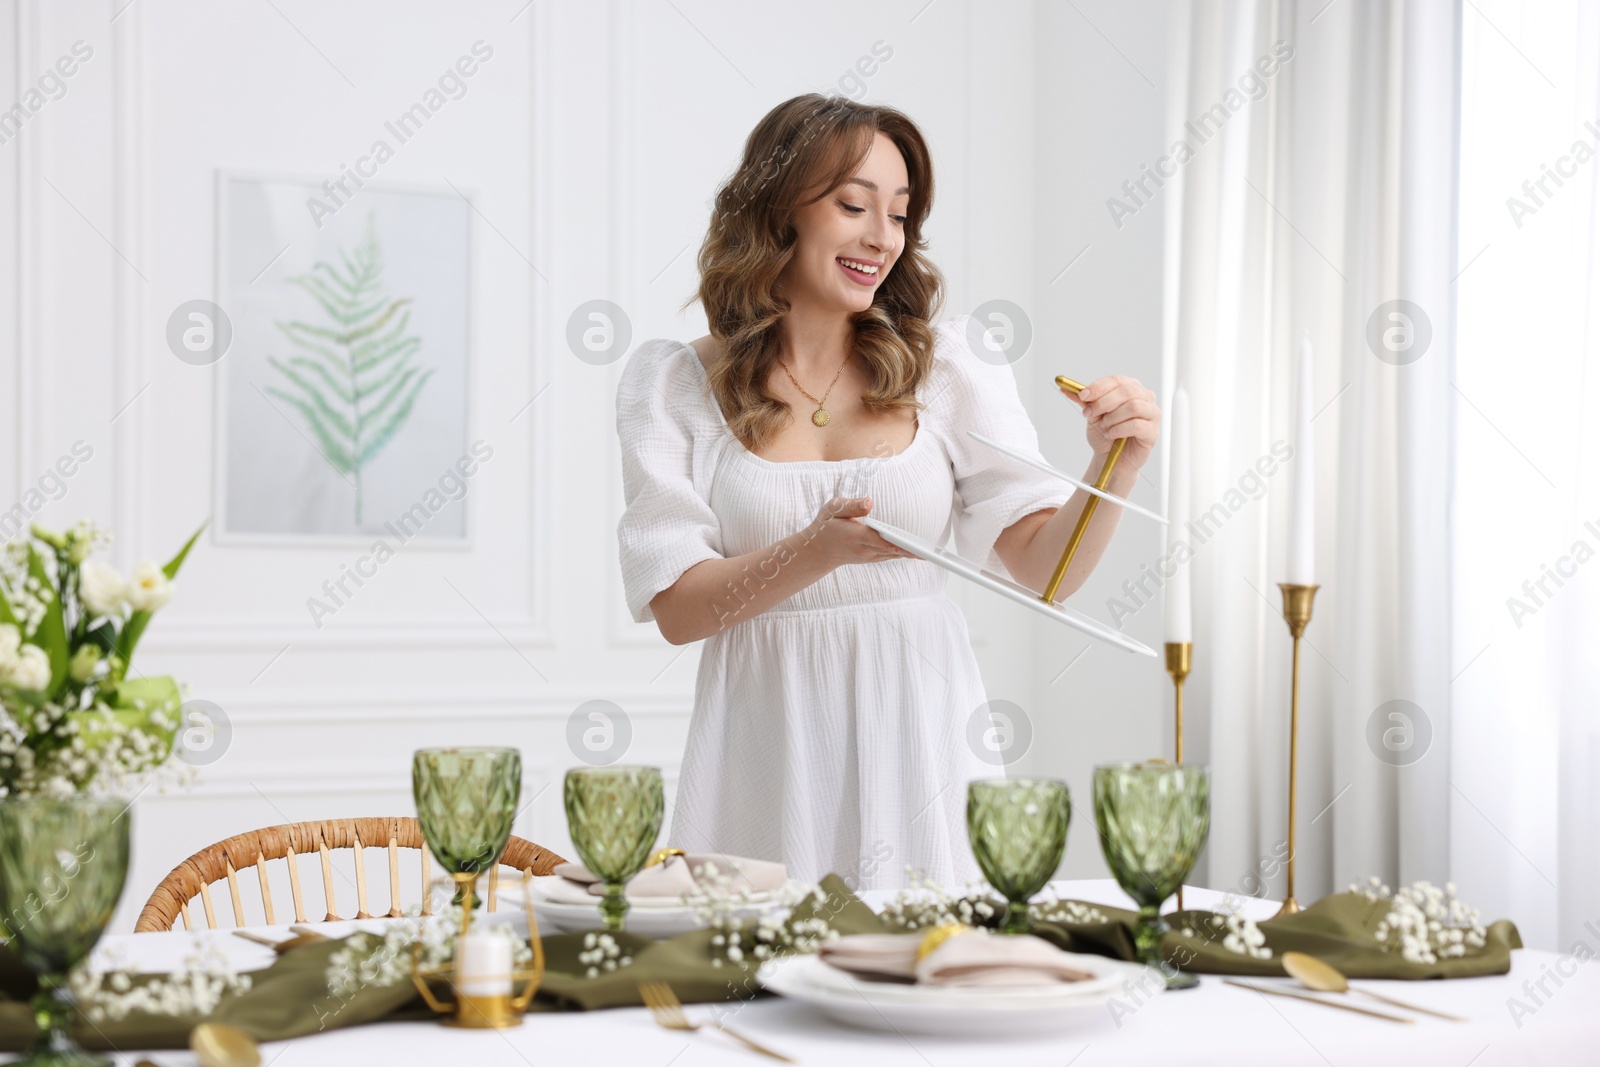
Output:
(0, 519), (205, 798)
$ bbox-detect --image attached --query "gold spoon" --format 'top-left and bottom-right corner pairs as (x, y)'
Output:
(190, 1022), (262, 1067)
(1281, 951), (1468, 1022)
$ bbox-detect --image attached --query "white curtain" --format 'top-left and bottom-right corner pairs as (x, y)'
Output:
(1451, 0), (1600, 953)
(1165, 0), (1459, 903)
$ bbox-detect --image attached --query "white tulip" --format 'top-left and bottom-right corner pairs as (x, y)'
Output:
(0, 623), (19, 665)
(78, 560), (127, 617)
(2, 644), (52, 692)
(125, 560), (172, 613)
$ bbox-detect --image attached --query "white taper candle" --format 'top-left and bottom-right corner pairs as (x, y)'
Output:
(1163, 387), (1192, 643)
(1287, 333), (1316, 585)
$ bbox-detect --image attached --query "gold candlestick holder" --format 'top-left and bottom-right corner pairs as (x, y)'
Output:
(1164, 642), (1192, 764)
(411, 870), (546, 1028)
(1274, 583), (1319, 918)
(1041, 376), (1126, 603)
(1164, 641), (1192, 911)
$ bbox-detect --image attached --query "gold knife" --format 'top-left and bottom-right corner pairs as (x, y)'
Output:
(1224, 979), (1416, 1023)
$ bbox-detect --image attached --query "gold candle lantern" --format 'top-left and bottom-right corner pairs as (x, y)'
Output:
(412, 871), (546, 1028)
(1274, 583), (1319, 918)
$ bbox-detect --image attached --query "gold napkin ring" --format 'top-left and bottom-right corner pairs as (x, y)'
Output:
(644, 847), (686, 869)
(916, 922), (972, 962)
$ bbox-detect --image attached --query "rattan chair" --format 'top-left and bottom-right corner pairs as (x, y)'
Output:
(135, 816), (567, 932)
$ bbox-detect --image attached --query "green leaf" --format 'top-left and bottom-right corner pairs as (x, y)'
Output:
(277, 318), (347, 344)
(25, 544), (68, 692)
(266, 375), (357, 445)
(161, 520), (208, 581)
(351, 308), (412, 362)
(279, 356), (354, 405)
(113, 610), (151, 668)
(264, 389), (358, 472)
(0, 681), (48, 708)
(268, 357), (359, 440)
(355, 335), (420, 379)
(71, 675), (182, 764)
(285, 274), (352, 324)
(273, 323), (349, 379)
(344, 299), (412, 346)
(360, 369), (436, 464)
(84, 618), (117, 655)
(358, 366), (422, 433)
(355, 352), (412, 402)
(0, 581), (17, 628)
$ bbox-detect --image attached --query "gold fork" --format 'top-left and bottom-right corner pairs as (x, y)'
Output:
(637, 980), (794, 1062)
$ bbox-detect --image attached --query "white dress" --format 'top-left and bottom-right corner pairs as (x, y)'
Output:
(614, 315), (1073, 890)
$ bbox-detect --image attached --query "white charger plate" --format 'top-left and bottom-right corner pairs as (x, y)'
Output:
(967, 431), (1168, 525)
(757, 953), (1159, 1037)
(859, 516), (1157, 656)
(498, 876), (804, 938)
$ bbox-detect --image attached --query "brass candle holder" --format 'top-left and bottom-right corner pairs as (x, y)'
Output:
(1164, 641), (1192, 911)
(411, 870), (546, 1028)
(1275, 583), (1319, 918)
(1164, 642), (1192, 764)
(1041, 376), (1126, 604)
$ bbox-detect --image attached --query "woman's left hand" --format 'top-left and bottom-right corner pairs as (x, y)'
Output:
(1059, 376), (1160, 471)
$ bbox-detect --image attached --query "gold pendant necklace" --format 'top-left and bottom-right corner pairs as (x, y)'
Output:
(778, 354), (851, 428)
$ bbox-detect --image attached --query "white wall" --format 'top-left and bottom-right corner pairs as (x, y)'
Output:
(0, 0), (1168, 933)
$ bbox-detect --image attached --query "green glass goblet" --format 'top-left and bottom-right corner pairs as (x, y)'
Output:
(562, 766), (664, 931)
(0, 796), (132, 1067)
(1092, 761), (1211, 989)
(413, 747), (522, 912)
(965, 778), (1071, 935)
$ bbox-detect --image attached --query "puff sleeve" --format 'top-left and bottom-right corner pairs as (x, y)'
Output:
(615, 340), (726, 624)
(932, 316), (1074, 578)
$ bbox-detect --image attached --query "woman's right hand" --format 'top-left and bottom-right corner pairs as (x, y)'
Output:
(805, 497), (913, 567)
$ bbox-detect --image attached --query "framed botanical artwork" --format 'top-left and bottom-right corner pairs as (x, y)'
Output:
(212, 171), (473, 545)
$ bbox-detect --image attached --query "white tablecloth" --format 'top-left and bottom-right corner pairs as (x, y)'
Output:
(50, 880), (1600, 1067)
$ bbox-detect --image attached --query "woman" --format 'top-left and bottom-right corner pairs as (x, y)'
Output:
(615, 94), (1159, 890)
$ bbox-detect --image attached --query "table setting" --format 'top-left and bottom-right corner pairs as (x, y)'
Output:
(1, 402), (1597, 1066)
(0, 745), (1560, 1066)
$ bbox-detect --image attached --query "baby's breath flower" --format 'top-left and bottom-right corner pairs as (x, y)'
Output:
(1351, 877), (1487, 964)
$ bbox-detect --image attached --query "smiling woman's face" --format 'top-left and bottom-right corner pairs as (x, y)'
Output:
(779, 130), (910, 315)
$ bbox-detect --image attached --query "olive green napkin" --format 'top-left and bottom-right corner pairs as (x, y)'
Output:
(0, 874), (881, 1052)
(913, 893), (1523, 981)
(0, 875), (1520, 1053)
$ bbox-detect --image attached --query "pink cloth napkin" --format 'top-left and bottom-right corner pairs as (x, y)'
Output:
(819, 930), (1098, 988)
(553, 852), (787, 898)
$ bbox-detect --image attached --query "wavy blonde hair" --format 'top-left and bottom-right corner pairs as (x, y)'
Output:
(681, 94), (945, 452)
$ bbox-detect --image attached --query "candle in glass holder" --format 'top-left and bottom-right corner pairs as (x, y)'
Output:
(455, 930), (513, 997)
(1287, 333), (1315, 585)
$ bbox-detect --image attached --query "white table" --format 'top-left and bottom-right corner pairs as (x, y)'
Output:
(53, 881), (1600, 1067)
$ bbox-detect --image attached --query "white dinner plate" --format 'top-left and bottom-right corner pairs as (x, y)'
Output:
(802, 948), (1134, 1004)
(859, 516), (1157, 656)
(967, 431), (1168, 525)
(497, 876), (804, 938)
(757, 953), (1159, 1037)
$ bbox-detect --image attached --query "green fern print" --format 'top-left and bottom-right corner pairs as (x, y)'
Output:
(267, 214), (436, 525)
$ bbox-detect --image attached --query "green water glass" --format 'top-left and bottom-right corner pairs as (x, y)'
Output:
(412, 747), (521, 910)
(563, 766), (664, 930)
(1092, 761), (1211, 989)
(965, 778), (1071, 934)
(0, 796), (131, 1067)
